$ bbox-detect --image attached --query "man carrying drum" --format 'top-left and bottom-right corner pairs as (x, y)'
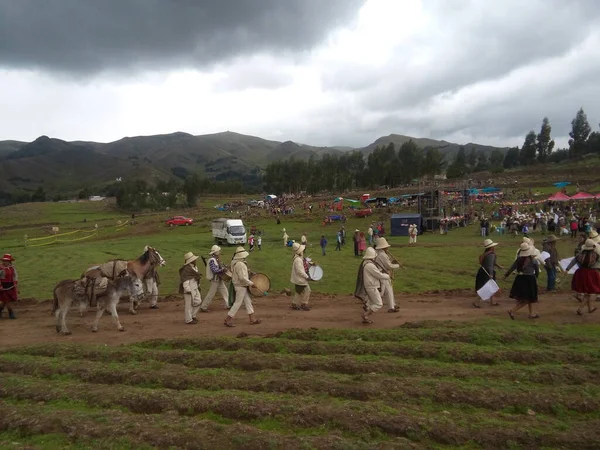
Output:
(225, 246), (262, 327)
(290, 242), (312, 311)
(200, 245), (230, 312)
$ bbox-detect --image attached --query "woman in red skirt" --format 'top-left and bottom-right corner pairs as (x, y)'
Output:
(567, 239), (600, 315)
(0, 253), (18, 319)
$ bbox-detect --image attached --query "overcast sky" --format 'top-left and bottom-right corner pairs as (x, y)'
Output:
(1, 0), (599, 149)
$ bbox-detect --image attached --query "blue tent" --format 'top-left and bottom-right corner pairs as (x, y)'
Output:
(482, 187), (501, 193)
(553, 182), (570, 188)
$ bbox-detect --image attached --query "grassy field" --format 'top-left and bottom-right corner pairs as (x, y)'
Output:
(1, 320), (600, 448)
(0, 199), (586, 300)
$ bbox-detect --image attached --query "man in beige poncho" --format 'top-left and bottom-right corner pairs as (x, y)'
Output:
(290, 242), (311, 311)
(374, 238), (401, 313)
(179, 252), (202, 325)
(224, 246), (262, 327)
(354, 247), (390, 324)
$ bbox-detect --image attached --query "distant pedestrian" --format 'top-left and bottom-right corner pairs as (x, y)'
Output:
(335, 231), (342, 251)
(257, 234), (262, 251)
(0, 254), (18, 319)
(320, 235), (327, 256)
(248, 234), (255, 252)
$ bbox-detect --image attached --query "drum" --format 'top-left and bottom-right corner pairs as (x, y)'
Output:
(220, 269), (233, 282)
(249, 273), (271, 296)
(308, 265), (323, 281)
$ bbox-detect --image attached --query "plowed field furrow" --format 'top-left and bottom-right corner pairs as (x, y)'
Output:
(0, 400), (397, 450)
(2, 357), (599, 415)
(6, 343), (600, 374)
(134, 325), (598, 347)
(2, 378), (600, 449)
(130, 336), (600, 363)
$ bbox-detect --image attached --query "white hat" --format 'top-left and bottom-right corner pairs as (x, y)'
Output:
(522, 237), (531, 245)
(292, 242), (305, 255)
(375, 237), (391, 250)
(355, 229), (360, 232)
(232, 246), (249, 260)
(518, 242), (535, 257)
(583, 239), (597, 251)
(363, 247), (377, 260)
(184, 252), (199, 265)
(210, 245), (221, 255)
(483, 239), (498, 249)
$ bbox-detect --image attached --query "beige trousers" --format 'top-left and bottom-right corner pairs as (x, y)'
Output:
(228, 286), (255, 318)
(293, 284), (311, 305)
(409, 235), (417, 244)
(184, 289), (201, 323)
(365, 287), (383, 313)
(379, 279), (396, 309)
(144, 278), (159, 306)
(201, 279), (229, 309)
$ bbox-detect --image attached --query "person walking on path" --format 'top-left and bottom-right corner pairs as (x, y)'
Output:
(505, 243), (540, 320)
(474, 239), (503, 308)
(335, 231), (342, 251)
(225, 246), (262, 327)
(290, 243), (312, 311)
(200, 245), (229, 312)
(374, 238), (402, 312)
(354, 247), (390, 324)
(178, 252), (202, 324)
(0, 254), (18, 319)
(567, 239), (600, 315)
(542, 235), (560, 291)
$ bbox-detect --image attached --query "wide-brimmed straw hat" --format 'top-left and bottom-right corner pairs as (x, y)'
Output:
(209, 245), (221, 255)
(546, 235), (559, 243)
(232, 246), (249, 260)
(522, 237), (532, 245)
(363, 247), (377, 260)
(292, 242), (305, 255)
(183, 252), (199, 265)
(375, 237), (391, 250)
(483, 239), (498, 249)
(518, 242), (535, 257)
(1, 253), (15, 261)
(583, 239), (597, 251)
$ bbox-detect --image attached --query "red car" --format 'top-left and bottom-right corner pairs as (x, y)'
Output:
(166, 216), (193, 226)
(355, 208), (373, 218)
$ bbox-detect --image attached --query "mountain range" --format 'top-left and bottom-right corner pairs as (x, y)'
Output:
(0, 131), (508, 195)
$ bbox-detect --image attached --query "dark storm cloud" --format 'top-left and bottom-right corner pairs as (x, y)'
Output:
(0, 0), (364, 76)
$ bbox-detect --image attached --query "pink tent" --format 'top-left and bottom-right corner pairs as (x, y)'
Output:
(570, 192), (594, 200)
(548, 192), (571, 201)
(596, 193), (600, 199)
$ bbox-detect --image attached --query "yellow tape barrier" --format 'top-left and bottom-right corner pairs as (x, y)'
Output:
(25, 230), (98, 247)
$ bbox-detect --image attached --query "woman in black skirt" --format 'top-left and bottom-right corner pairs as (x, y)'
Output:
(505, 242), (539, 319)
(474, 239), (504, 308)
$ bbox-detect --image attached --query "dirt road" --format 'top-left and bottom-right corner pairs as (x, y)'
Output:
(1, 290), (598, 349)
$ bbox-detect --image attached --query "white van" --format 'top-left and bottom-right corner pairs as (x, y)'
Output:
(211, 218), (247, 245)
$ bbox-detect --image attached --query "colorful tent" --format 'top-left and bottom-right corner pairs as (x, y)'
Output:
(548, 192), (571, 201)
(553, 182), (571, 188)
(570, 192), (595, 200)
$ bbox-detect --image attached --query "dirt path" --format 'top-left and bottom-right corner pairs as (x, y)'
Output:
(1, 291), (598, 349)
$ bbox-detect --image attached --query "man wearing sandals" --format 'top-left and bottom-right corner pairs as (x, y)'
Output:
(374, 238), (401, 313)
(290, 242), (311, 311)
(224, 246), (261, 327)
(355, 247), (390, 324)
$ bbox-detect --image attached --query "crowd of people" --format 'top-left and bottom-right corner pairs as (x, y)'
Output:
(474, 228), (600, 319)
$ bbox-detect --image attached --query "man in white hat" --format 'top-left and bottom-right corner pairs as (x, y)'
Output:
(374, 238), (401, 313)
(290, 242), (311, 311)
(225, 246), (261, 327)
(178, 252), (202, 324)
(200, 245), (230, 312)
(354, 247), (390, 324)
